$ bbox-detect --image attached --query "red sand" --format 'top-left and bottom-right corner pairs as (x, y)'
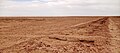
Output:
(0, 16), (120, 53)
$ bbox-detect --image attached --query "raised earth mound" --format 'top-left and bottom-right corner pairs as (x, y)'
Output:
(0, 17), (120, 53)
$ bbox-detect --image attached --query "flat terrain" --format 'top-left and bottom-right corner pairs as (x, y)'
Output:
(0, 16), (120, 53)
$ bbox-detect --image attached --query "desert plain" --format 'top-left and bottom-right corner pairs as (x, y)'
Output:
(0, 16), (120, 53)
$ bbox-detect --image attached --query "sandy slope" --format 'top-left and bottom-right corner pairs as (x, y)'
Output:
(0, 16), (120, 53)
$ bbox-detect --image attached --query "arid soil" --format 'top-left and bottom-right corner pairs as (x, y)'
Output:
(0, 16), (120, 53)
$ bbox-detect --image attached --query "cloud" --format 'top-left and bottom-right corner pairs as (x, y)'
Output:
(0, 0), (120, 16)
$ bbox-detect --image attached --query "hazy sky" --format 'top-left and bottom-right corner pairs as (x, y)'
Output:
(0, 0), (120, 16)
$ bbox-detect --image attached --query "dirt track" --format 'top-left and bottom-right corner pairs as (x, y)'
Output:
(0, 16), (120, 53)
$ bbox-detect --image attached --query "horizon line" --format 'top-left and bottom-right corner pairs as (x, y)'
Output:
(0, 16), (120, 17)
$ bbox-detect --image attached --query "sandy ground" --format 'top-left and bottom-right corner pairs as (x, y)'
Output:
(0, 16), (120, 53)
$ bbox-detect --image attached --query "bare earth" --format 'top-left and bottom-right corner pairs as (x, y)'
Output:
(0, 16), (120, 53)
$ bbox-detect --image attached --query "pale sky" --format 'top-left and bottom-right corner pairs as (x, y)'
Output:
(0, 0), (120, 16)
